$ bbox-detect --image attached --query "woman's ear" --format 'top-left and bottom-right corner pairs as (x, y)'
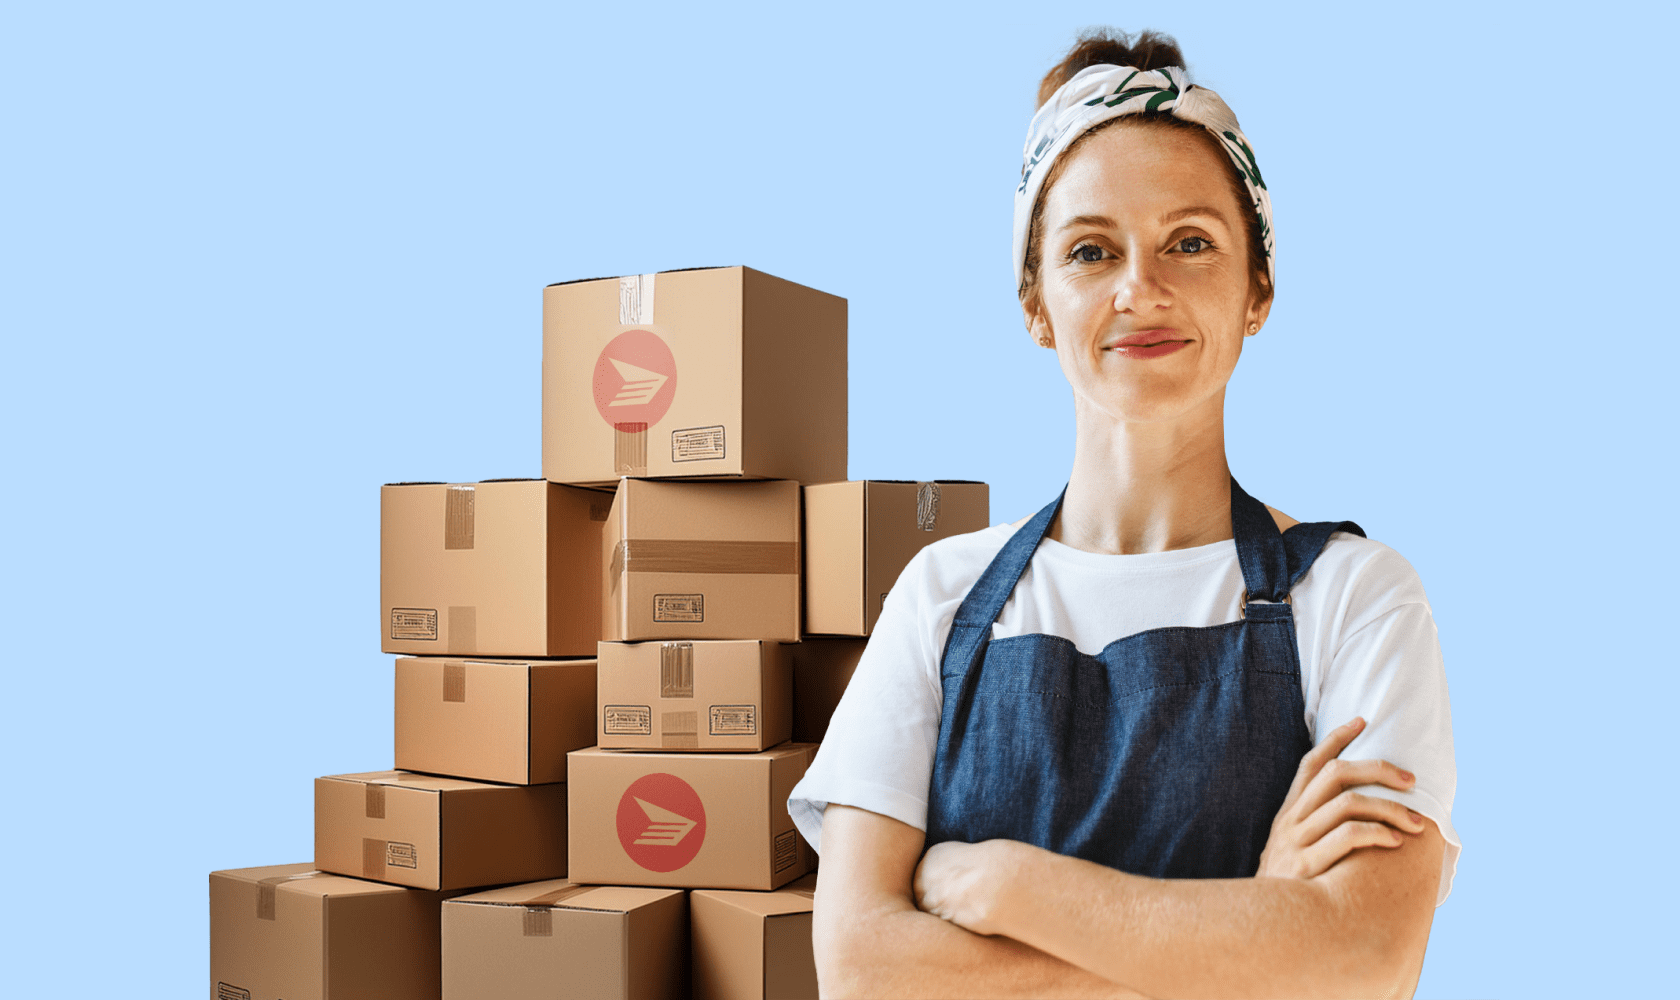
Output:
(1023, 294), (1055, 349)
(1244, 285), (1274, 337)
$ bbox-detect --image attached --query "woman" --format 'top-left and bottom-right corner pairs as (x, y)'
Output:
(787, 29), (1461, 999)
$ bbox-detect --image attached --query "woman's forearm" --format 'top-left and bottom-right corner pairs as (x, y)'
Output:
(821, 893), (1150, 1000)
(985, 828), (1443, 1000)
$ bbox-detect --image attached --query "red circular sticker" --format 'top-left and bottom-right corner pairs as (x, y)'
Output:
(615, 772), (707, 872)
(592, 330), (678, 429)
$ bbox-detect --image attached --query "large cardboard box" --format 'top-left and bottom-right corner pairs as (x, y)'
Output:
(315, 771), (567, 891)
(382, 479), (609, 657)
(692, 874), (818, 1000)
(598, 640), (791, 752)
(542, 266), (846, 486)
(603, 478), (801, 643)
(210, 863), (457, 1000)
(790, 638), (867, 743)
(396, 656), (597, 784)
(568, 744), (815, 890)
(803, 481), (989, 636)
(442, 880), (688, 1000)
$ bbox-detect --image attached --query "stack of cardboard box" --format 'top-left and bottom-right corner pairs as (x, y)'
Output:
(208, 266), (989, 999)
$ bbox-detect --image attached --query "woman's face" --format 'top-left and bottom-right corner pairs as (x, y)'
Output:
(1026, 122), (1270, 426)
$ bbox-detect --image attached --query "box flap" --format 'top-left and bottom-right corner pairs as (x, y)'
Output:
(319, 770), (487, 793)
(450, 879), (682, 914)
(693, 873), (816, 918)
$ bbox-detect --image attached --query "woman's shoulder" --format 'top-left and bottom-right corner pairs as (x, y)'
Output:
(895, 521), (1023, 605)
(1294, 525), (1433, 631)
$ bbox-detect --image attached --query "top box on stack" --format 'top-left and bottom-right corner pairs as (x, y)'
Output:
(543, 266), (847, 486)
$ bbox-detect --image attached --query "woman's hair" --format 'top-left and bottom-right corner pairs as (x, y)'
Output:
(1019, 28), (1273, 315)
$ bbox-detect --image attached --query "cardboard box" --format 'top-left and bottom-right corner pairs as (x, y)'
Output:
(803, 481), (990, 635)
(396, 656), (597, 784)
(442, 880), (688, 1000)
(542, 266), (846, 486)
(790, 638), (867, 743)
(598, 640), (791, 752)
(692, 873), (818, 1000)
(603, 478), (801, 643)
(568, 744), (815, 890)
(382, 479), (609, 657)
(210, 863), (457, 1000)
(315, 771), (568, 891)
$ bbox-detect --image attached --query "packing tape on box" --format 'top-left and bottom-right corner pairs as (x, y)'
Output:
(619, 273), (655, 325)
(660, 642), (694, 698)
(916, 482), (941, 531)
(614, 423), (648, 477)
(447, 606), (477, 654)
(610, 540), (798, 577)
(520, 884), (598, 936)
(255, 871), (321, 920)
(445, 485), (475, 549)
(443, 662), (467, 702)
(365, 783), (386, 819)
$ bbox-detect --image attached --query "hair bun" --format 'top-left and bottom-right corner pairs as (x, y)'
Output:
(1037, 29), (1187, 109)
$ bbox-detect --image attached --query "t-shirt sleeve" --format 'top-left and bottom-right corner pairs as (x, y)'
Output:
(787, 539), (974, 853)
(1312, 546), (1461, 907)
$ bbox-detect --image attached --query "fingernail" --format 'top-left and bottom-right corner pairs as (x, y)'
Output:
(1407, 809), (1421, 823)
(1400, 769), (1415, 783)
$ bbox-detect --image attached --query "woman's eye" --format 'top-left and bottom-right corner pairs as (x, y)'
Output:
(1069, 243), (1107, 263)
(1176, 236), (1211, 254)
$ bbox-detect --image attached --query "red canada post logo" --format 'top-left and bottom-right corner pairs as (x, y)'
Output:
(592, 330), (678, 429)
(615, 772), (707, 872)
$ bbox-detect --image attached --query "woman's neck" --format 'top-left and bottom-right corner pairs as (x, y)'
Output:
(1050, 392), (1232, 555)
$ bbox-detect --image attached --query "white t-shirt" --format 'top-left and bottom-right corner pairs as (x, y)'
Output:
(788, 519), (1461, 906)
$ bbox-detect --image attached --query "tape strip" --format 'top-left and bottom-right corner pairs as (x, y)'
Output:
(660, 642), (694, 698)
(443, 662), (467, 703)
(362, 838), (387, 879)
(618, 273), (656, 325)
(614, 423), (648, 477)
(612, 540), (798, 576)
(447, 606), (477, 654)
(916, 482), (941, 531)
(445, 485), (475, 549)
(365, 784), (386, 819)
(520, 884), (596, 937)
(255, 871), (319, 920)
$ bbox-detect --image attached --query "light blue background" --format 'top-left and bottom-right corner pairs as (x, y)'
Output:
(2, 2), (1673, 996)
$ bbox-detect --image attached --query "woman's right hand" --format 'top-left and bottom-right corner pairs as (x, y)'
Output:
(1256, 716), (1428, 879)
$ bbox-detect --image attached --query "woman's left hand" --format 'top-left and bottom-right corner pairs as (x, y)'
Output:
(913, 838), (1022, 937)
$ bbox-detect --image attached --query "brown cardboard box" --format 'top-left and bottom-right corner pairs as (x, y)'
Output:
(395, 656), (597, 784)
(382, 479), (609, 657)
(210, 863), (457, 1000)
(790, 638), (867, 743)
(568, 744), (815, 890)
(542, 266), (846, 487)
(603, 478), (801, 642)
(692, 873), (818, 1000)
(442, 880), (688, 1000)
(803, 481), (990, 636)
(598, 640), (791, 752)
(315, 771), (567, 891)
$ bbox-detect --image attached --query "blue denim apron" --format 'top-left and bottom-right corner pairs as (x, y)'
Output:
(925, 478), (1364, 878)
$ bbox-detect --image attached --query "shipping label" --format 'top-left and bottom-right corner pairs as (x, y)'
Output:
(671, 425), (726, 462)
(390, 607), (438, 641)
(709, 704), (758, 736)
(604, 705), (653, 736)
(654, 594), (704, 623)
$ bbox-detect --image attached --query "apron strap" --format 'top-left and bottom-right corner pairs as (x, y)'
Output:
(940, 489), (1064, 672)
(1281, 519), (1367, 591)
(1231, 476), (1292, 603)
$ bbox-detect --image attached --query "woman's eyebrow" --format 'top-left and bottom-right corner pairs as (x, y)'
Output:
(1157, 205), (1228, 225)
(1056, 207), (1230, 233)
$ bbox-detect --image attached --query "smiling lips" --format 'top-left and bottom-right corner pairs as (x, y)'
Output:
(1107, 329), (1191, 359)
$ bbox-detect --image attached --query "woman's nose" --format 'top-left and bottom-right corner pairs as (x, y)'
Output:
(1112, 254), (1171, 314)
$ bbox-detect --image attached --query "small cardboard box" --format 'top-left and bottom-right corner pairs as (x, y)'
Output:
(382, 479), (610, 657)
(315, 771), (568, 891)
(396, 656), (598, 784)
(803, 481), (990, 636)
(543, 266), (846, 486)
(442, 880), (689, 1000)
(790, 638), (867, 743)
(210, 863), (457, 1000)
(598, 640), (792, 752)
(692, 873), (818, 1000)
(603, 478), (801, 643)
(568, 744), (815, 890)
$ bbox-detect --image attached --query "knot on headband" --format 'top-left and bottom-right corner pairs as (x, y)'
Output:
(1012, 63), (1275, 292)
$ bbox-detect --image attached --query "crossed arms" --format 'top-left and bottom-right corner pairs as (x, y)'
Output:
(812, 721), (1447, 999)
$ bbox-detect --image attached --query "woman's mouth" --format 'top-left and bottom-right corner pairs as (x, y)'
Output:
(1107, 331), (1191, 359)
